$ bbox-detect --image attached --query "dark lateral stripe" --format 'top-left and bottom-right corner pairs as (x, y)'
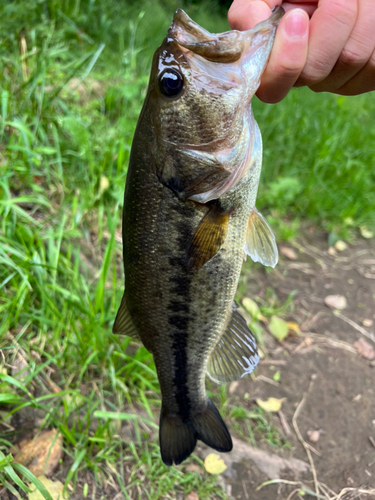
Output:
(168, 219), (193, 422)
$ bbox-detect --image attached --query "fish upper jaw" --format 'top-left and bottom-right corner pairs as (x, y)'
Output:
(169, 7), (284, 97)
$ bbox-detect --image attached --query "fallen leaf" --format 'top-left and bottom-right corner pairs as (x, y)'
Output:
(228, 381), (239, 395)
(11, 354), (29, 380)
(307, 429), (321, 443)
(363, 319), (373, 328)
(327, 247), (337, 256)
(273, 371), (280, 382)
(242, 298), (259, 317)
(185, 464), (202, 474)
(354, 338), (375, 360)
(334, 240), (347, 252)
(99, 175), (109, 193)
(279, 246), (297, 260)
(360, 226), (374, 239)
(14, 429), (63, 476)
(186, 492), (200, 500)
(287, 322), (301, 335)
(204, 453), (227, 475)
(269, 316), (289, 341)
(324, 294), (347, 310)
(28, 475), (64, 500)
(256, 397), (285, 413)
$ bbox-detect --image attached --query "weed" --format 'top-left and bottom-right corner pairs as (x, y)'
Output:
(1, 0), (374, 497)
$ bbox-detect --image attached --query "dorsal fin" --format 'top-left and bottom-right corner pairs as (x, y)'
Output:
(244, 208), (278, 268)
(207, 302), (259, 384)
(113, 294), (140, 340)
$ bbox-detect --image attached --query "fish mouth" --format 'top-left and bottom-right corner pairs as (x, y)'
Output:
(169, 6), (284, 63)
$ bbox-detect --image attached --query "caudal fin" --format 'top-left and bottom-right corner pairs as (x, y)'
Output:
(159, 398), (232, 466)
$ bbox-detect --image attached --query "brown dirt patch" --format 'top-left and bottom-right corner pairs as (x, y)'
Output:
(223, 228), (375, 499)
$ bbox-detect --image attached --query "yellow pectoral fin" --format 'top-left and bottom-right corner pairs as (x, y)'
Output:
(188, 203), (230, 270)
(113, 294), (141, 340)
(244, 208), (278, 268)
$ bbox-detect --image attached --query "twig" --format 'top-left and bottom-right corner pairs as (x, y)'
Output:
(369, 436), (375, 449)
(260, 360), (287, 366)
(255, 479), (325, 498)
(278, 410), (292, 436)
(334, 312), (375, 344)
(292, 375), (320, 499)
(334, 488), (375, 500)
(242, 479), (249, 500)
(304, 333), (357, 354)
(286, 488), (301, 500)
(251, 374), (280, 387)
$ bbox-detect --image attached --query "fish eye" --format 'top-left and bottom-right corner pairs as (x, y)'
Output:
(158, 69), (184, 98)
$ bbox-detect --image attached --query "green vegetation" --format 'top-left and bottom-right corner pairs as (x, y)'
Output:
(0, 0), (374, 498)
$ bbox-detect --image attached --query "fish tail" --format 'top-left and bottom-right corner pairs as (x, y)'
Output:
(159, 408), (197, 466)
(192, 398), (233, 453)
(159, 399), (232, 466)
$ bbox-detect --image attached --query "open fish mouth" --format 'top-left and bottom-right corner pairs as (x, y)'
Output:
(169, 6), (284, 63)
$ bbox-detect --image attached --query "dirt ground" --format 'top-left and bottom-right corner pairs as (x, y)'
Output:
(2, 227), (375, 500)
(211, 227), (375, 499)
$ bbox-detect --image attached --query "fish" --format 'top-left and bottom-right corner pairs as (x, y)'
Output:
(113, 7), (283, 466)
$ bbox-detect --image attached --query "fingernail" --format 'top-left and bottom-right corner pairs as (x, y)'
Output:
(285, 10), (308, 38)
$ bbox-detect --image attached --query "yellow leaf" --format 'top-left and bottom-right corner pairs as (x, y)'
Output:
(28, 476), (65, 500)
(242, 298), (259, 317)
(256, 397), (285, 413)
(242, 298), (267, 322)
(287, 322), (300, 334)
(99, 175), (110, 193)
(360, 226), (374, 239)
(204, 453), (227, 475)
(269, 316), (288, 340)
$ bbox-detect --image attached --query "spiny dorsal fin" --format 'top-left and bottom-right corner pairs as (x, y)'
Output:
(207, 302), (259, 384)
(112, 294), (140, 340)
(244, 208), (278, 268)
(188, 202), (230, 270)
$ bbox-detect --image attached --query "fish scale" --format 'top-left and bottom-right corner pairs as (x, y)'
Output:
(114, 7), (283, 465)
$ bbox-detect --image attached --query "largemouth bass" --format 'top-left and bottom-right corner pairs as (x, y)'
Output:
(114, 7), (283, 466)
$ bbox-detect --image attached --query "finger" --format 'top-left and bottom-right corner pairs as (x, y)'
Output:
(309, 0), (375, 92)
(281, 2), (318, 17)
(256, 8), (309, 103)
(335, 48), (375, 95)
(296, 0), (358, 87)
(228, 0), (281, 31)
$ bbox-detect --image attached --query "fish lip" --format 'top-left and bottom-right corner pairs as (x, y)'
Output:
(168, 7), (284, 63)
(270, 5), (285, 23)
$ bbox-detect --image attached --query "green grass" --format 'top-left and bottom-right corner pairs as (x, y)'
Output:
(1, 0), (375, 498)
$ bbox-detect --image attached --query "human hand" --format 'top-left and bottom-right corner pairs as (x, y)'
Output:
(228, 1), (375, 103)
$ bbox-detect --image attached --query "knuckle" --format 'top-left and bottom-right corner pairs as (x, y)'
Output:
(339, 47), (368, 68)
(328, 0), (357, 29)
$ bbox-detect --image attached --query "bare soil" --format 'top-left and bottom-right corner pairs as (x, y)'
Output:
(220, 227), (375, 499)
(2, 227), (375, 500)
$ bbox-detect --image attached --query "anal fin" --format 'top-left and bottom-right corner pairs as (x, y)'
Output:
(244, 208), (278, 268)
(188, 202), (230, 270)
(112, 294), (141, 340)
(207, 302), (259, 384)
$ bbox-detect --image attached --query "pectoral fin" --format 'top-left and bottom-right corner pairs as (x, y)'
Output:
(244, 208), (278, 268)
(113, 294), (141, 340)
(188, 203), (230, 270)
(207, 302), (259, 384)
